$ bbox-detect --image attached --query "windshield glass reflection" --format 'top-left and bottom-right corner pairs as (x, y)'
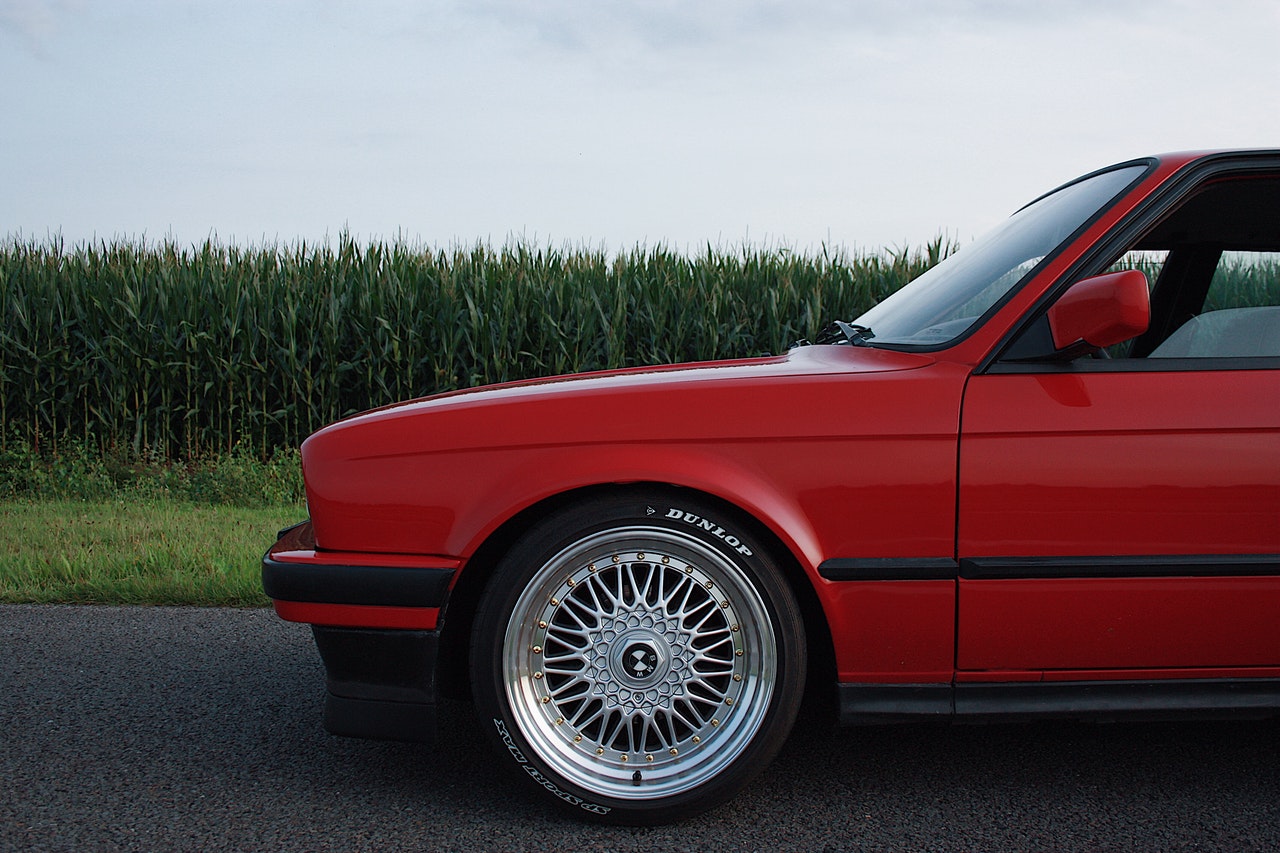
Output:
(855, 164), (1148, 346)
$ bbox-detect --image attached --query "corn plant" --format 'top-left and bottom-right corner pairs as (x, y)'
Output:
(0, 235), (949, 459)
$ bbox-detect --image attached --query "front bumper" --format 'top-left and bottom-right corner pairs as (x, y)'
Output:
(262, 521), (459, 742)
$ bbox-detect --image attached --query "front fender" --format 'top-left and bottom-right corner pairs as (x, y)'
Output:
(453, 442), (827, 573)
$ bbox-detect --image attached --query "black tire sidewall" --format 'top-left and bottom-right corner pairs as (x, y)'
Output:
(471, 489), (806, 824)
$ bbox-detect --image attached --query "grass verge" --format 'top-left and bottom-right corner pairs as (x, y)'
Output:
(0, 500), (303, 607)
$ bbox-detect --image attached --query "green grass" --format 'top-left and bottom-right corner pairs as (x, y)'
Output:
(0, 500), (301, 607)
(0, 444), (303, 606)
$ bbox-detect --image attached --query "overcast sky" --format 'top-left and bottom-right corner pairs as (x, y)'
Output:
(3, 0), (1279, 254)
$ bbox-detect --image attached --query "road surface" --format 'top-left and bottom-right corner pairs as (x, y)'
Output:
(2, 605), (1277, 851)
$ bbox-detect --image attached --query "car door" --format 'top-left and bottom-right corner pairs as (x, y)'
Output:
(958, 365), (1280, 676)
(955, 221), (1280, 678)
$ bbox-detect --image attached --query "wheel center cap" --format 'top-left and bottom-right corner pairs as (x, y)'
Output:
(623, 643), (658, 678)
(611, 631), (669, 689)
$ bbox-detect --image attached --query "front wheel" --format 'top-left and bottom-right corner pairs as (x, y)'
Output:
(471, 491), (806, 824)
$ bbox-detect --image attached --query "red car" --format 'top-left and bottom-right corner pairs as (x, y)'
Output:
(264, 150), (1280, 824)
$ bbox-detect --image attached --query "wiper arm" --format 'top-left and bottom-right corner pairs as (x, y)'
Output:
(788, 320), (875, 350)
(813, 320), (875, 347)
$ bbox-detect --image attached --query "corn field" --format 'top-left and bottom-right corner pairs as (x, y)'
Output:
(0, 236), (947, 459)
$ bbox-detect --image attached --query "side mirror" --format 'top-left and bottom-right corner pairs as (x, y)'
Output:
(1047, 269), (1150, 354)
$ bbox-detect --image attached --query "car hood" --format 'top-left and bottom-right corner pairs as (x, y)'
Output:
(324, 344), (935, 434)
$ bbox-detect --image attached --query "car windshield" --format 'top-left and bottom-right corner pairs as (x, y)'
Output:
(854, 164), (1148, 347)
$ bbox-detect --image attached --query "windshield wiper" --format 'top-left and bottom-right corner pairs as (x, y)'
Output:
(813, 320), (875, 347)
(788, 320), (875, 350)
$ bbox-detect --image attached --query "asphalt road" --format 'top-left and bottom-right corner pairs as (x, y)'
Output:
(2, 604), (1278, 852)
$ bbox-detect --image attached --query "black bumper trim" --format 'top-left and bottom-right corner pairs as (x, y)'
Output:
(324, 693), (436, 744)
(312, 625), (439, 743)
(262, 557), (454, 608)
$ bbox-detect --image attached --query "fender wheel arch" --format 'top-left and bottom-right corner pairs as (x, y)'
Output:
(436, 483), (835, 709)
(466, 485), (827, 823)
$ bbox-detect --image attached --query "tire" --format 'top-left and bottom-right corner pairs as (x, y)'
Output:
(471, 490), (806, 824)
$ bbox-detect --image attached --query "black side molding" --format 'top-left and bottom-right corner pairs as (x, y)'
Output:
(960, 554), (1280, 580)
(819, 558), (958, 581)
(820, 554), (1280, 582)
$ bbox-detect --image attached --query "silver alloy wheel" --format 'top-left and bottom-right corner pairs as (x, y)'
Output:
(502, 526), (778, 800)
